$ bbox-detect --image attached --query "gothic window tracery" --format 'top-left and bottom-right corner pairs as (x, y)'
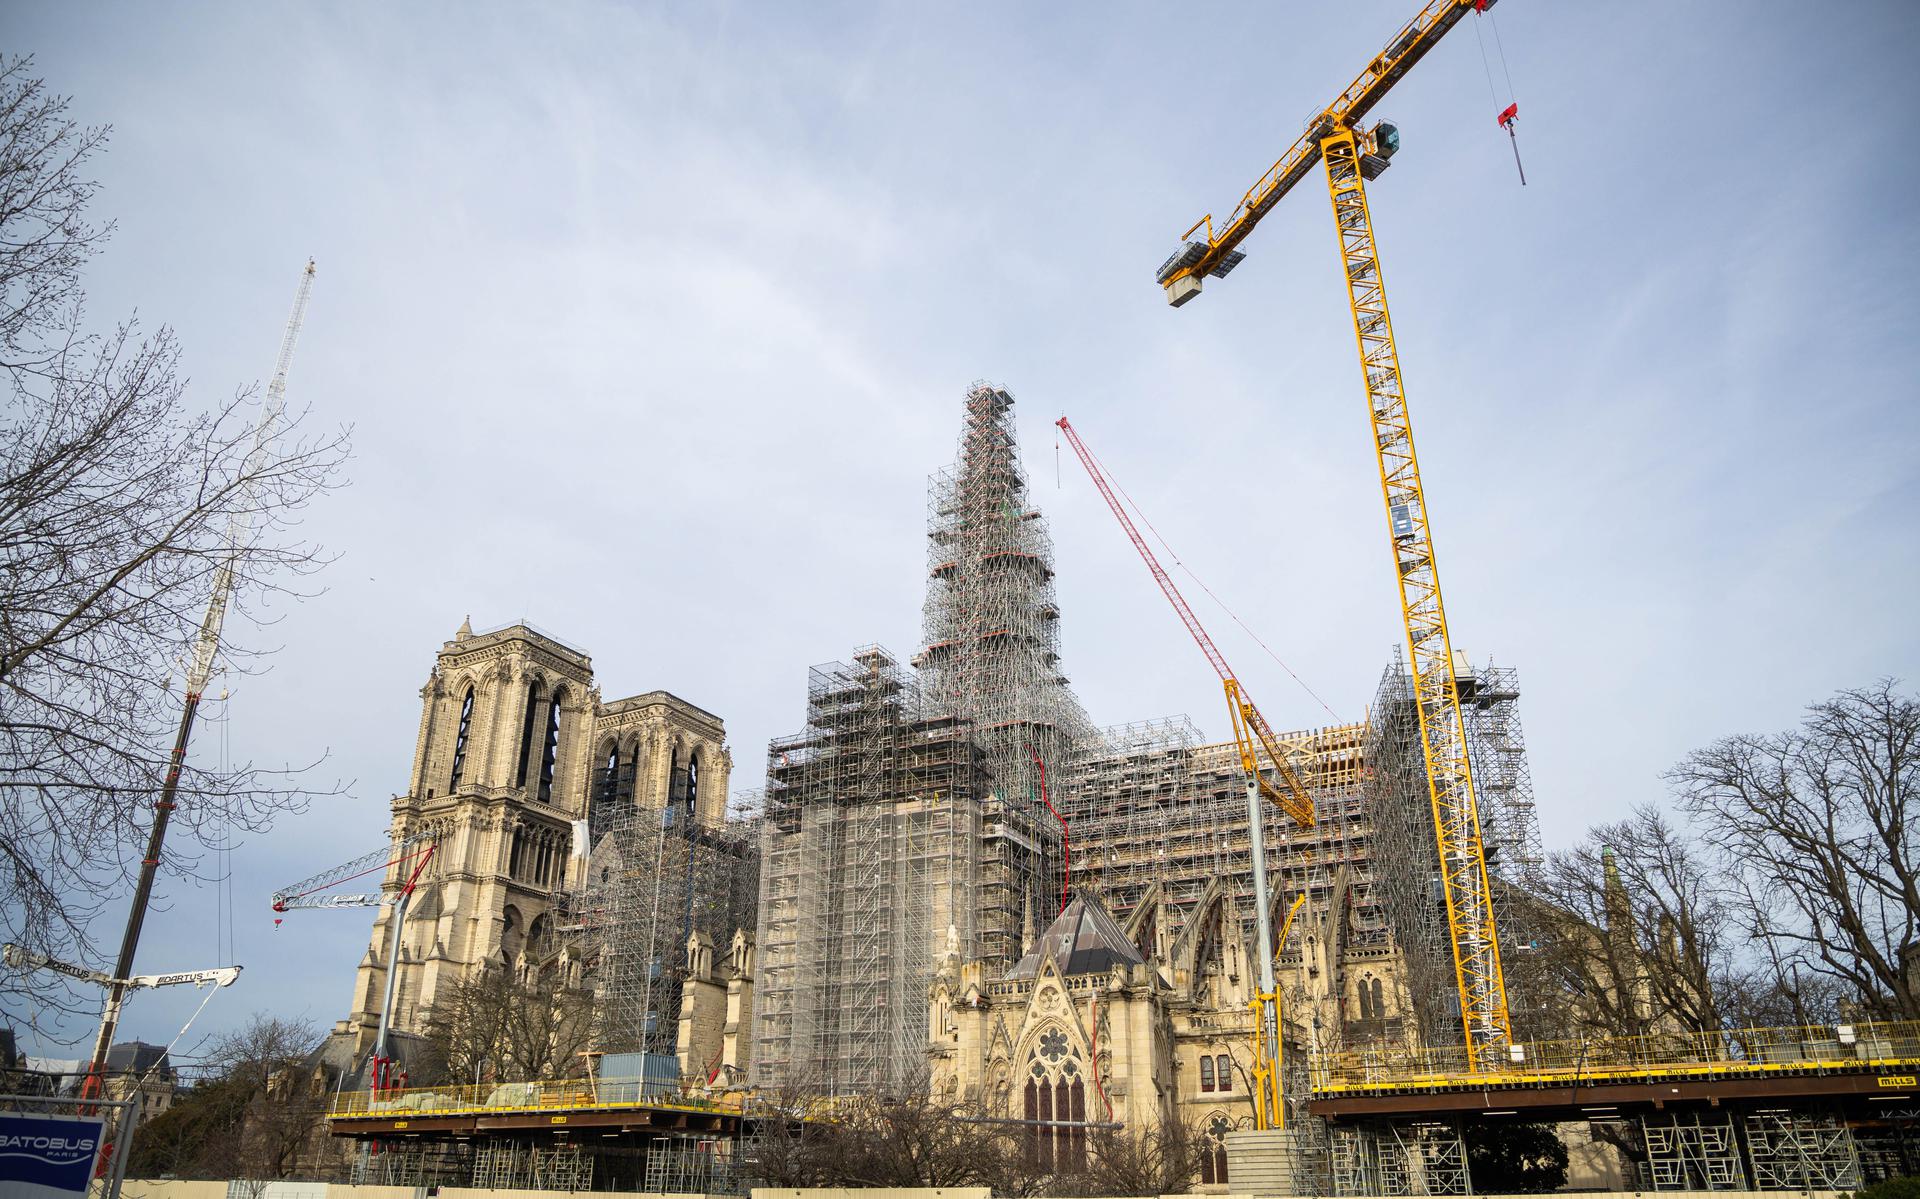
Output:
(1198, 1114), (1232, 1185)
(1020, 1025), (1086, 1174)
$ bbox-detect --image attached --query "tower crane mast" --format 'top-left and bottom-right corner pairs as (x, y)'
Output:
(1155, 0), (1515, 1070)
(81, 260), (318, 1097)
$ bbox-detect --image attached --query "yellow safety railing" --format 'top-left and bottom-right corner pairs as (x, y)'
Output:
(328, 1076), (743, 1120)
(1310, 1019), (1920, 1095)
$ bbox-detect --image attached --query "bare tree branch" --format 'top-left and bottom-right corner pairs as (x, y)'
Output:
(0, 56), (351, 1030)
(1669, 680), (1919, 1019)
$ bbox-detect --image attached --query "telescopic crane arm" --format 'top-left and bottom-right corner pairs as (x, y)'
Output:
(4, 944), (241, 992)
(81, 260), (316, 1101)
(1055, 417), (1311, 827)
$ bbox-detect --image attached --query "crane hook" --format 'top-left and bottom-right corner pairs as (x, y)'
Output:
(1498, 103), (1526, 186)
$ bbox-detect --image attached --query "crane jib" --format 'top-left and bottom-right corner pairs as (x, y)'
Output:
(1156, 0), (1488, 294)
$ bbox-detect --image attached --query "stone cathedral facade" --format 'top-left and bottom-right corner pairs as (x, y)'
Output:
(335, 619), (738, 1064)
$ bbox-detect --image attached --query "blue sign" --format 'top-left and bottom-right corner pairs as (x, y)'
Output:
(0, 1111), (105, 1199)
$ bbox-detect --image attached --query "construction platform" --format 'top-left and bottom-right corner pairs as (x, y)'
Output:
(327, 1081), (754, 1191)
(327, 1078), (742, 1135)
(1310, 1019), (1920, 1115)
(1306, 1020), (1920, 1194)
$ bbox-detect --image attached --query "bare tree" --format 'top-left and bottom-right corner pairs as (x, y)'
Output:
(0, 57), (349, 1025)
(1670, 681), (1919, 1019)
(1530, 805), (1729, 1036)
(126, 1013), (332, 1182)
(211, 1015), (329, 1180)
(741, 1085), (1036, 1194)
(1074, 1121), (1205, 1196)
(417, 967), (595, 1085)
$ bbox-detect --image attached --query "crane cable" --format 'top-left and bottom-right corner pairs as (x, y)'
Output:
(1069, 427), (1344, 726)
(1474, 5), (1526, 185)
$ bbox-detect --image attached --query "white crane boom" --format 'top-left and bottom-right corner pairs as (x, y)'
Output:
(84, 261), (317, 1098)
(5, 943), (240, 990)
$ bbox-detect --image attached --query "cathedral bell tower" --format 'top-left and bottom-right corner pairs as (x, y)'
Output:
(345, 619), (598, 1055)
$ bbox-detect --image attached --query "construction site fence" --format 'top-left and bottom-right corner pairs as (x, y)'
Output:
(328, 1077), (742, 1118)
(1311, 1019), (1920, 1092)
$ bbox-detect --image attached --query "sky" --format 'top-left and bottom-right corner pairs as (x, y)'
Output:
(8, 1), (1918, 1065)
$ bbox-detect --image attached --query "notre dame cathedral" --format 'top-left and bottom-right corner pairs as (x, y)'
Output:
(332, 618), (757, 1079)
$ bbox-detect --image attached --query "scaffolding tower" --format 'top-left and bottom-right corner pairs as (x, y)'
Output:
(1364, 650), (1548, 1044)
(753, 649), (966, 1093)
(754, 383), (1091, 1092)
(917, 381), (1094, 969)
(584, 774), (760, 1058)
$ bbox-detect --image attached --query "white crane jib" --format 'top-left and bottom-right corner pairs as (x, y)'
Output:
(272, 832), (438, 1090)
(4, 943), (241, 992)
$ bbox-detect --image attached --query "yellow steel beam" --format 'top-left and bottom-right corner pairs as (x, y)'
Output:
(1320, 126), (1511, 1070)
(1251, 892), (1311, 1130)
(1227, 680), (1314, 826)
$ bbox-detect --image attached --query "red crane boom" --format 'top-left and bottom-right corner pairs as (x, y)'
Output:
(1055, 417), (1312, 826)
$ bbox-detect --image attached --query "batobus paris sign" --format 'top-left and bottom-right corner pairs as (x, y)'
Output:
(0, 1111), (108, 1199)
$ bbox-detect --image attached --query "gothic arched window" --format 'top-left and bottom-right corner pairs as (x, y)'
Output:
(515, 681), (540, 787)
(1020, 1026), (1087, 1175)
(617, 740), (637, 804)
(1200, 1054), (1215, 1092)
(448, 687), (475, 789)
(1358, 977), (1375, 1020)
(1199, 1114), (1232, 1185)
(537, 687), (564, 804)
(1371, 977), (1386, 1019)
(1215, 1054), (1232, 1092)
(685, 753), (699, 823)
(601, 743), (620, 800)
(592, 743), (621, 842)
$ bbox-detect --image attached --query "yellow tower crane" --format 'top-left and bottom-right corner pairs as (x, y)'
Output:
(1155, 0), (1518, 1072)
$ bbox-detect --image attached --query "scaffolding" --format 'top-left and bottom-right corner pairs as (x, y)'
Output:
(1364, 650), (1548, 1045)
(753, 649), (979, 1093)
(1060, 715), (1399, 1060)
(1743, 1109), (1862, 1192)
(352, 1140), (472, 1187)
(918, 381), (1094, 968)
(584, 774), (760, 1058)
(754, 383), (1091, 1093)
(1328, 1120), (1468, 1196)
(1642, 1111), (1746, 1190)
(644, 1134), (749, 1194)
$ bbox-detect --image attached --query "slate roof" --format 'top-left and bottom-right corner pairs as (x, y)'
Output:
(1005, 893), (1146, 980)
(104, 1041), (172, 1078)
